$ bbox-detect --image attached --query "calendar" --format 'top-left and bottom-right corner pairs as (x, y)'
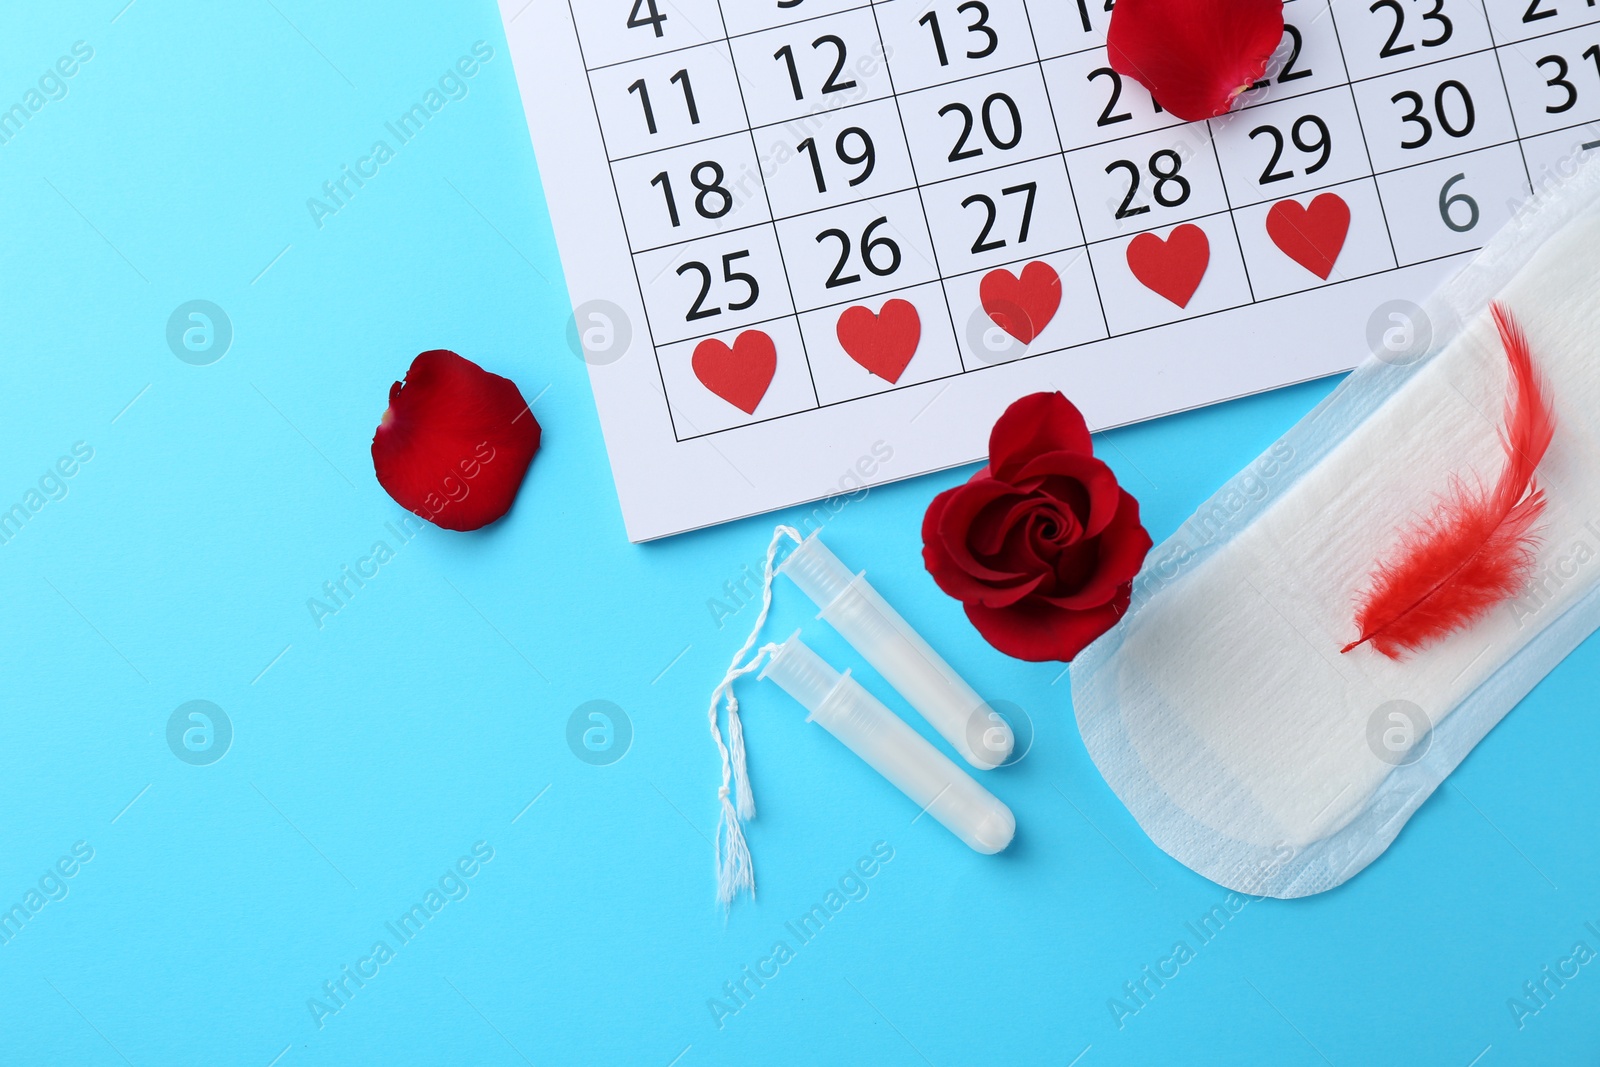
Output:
(500, 0), (1600, 541)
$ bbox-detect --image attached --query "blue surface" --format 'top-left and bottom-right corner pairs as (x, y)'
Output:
(3, 2), (1597, 1064)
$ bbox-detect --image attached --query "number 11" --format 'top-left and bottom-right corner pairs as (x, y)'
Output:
(627, 69), (700, 135)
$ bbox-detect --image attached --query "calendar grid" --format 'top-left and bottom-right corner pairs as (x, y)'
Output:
(1204, 117), (1261, 303)
(1016, 0), (1115, 345)
(1324, 0), (1404, 268)
(1475, 0), (1538, 188)
(561, 0), (683, 443)
(662, 242), (1476, 442)
(861, 0), (970, 377)
(711, 0), (823, 410)
(572, 0), (1600, 443)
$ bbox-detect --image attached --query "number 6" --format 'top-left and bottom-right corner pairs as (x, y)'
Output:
(1438, 172), (1478, 232)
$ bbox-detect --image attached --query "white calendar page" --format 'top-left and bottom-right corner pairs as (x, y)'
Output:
(500, 0), (1600, 542)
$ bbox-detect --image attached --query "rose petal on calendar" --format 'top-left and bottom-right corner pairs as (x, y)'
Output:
(980, 262), (1062, 346)
(692, 331), (777, 415)
(1126, 224), (1211, 309)
(837, 299), (922, 384)
(1266, 193), (1351, 281)
(1107, 0), (1284, 122)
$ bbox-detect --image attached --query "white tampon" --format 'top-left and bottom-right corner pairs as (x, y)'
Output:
(777, 532), (1014, 770)
(760, 632), (1015, 855)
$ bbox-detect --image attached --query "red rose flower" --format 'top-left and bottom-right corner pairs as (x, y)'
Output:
(1107, 0), (1285, 122)
(922, 393), (1152, 663)
(371, 350), (541, 531)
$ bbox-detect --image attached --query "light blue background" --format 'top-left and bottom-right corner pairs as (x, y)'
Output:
(2, 1), (1597, 1064)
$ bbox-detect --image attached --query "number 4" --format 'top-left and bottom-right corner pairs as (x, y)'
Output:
(628, 0), (667, 37)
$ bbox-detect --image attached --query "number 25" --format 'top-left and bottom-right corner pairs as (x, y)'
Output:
(678, 252), (759, 321)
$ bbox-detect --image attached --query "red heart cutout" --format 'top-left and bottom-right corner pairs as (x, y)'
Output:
(692, 330), (776, 415)
(1127, 224), (1210, 308)
(1266, 193), (1351, 280)
(837, 299), (921, 384)
(980, 261), (1061, 345)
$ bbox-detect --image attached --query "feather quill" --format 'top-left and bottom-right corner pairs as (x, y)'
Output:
(1341, 302), (1556, 660)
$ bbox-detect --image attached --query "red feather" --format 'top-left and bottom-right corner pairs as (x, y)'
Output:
(1341, 303), (1556, 660)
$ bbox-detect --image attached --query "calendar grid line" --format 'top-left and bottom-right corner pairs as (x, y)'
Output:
(666, 247), (1479, 443)
(1017, 0), (1114, 343)
(1323, 0), (1401, 269)
(564, 0), (683, 443)
(860, 0), (972, 375)
(1370, 135), (1534, 177)
(712, 0), (824, 411)
(1491, 15), (1600, 52)
(1529, 113), (1600, 145)
(1203, 117), (1260, 304)
(579, 3), (882, 77)
(1475, 0), (1538, 193)
(1028, 0), (1308, 66)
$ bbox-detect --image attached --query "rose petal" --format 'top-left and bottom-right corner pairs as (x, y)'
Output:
(1043, 539), (1100, 596)
(931, 479), (1035, 584)
(1036, 491), (1154, 609)
(1013, 451), (1122, 535)
(988, 392), (1092, 482)
(971, 490), (1078, 559)
(965, 585), (1134, 663)
(923, 483), (1045, 607)
(1024, 501), (1083, 551)
(1107, 0), (1284, 122)
(967, 489), (1031, 559)
(371, 350), (540, 532)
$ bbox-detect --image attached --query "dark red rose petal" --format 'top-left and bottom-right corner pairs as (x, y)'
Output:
(924, 484), (1048, 609)
(1014, 451), (1122, 536)
(1107, 0), (1284, 122)
(371, 350), (540, 532)
(1037, 491), (1154, 610)
(968, 486), (1033, 559)
(965, 585), (1134, 663)
(930, 479), (1034, 584)
(991, 498), (1080, 569)
(988, 392), (1093, 482)
(1043, 538), (1100, 597)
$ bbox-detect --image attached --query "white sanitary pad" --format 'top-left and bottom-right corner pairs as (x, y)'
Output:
(1072, 162), (1600, 898)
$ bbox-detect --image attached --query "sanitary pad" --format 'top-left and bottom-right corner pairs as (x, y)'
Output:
(1072, 163), (1600, 898)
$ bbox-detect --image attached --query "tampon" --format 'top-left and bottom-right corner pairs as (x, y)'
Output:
(760, 632), (1015, 855)
(777, 532), (1014, 769)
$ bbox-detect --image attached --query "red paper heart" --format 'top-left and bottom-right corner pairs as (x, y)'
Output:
(980, 262), (1061, 345)
(837, 299), (921, 384)
(1126, 224), (1210, 308)
(692, 331), (777, 415)
(1266, 193), (1351, 280)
